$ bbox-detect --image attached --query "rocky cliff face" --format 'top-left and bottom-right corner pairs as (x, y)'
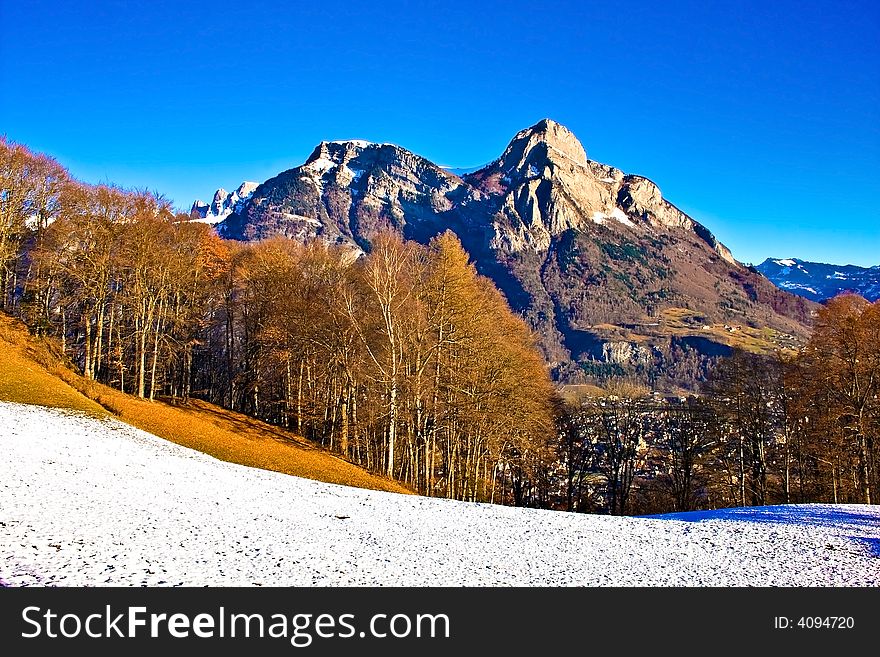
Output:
(204, 119), (816, 385)
(466, 119), (730, 257)
(190, 182), (259, 226)
(219, 139), (475, 248)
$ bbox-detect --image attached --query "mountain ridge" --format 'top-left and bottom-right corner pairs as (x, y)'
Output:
(757, 257), (880, 303)
(191, 119), (816, 386)
(190, 181), (259, 226)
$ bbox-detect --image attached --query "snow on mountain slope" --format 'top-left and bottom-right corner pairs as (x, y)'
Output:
(758, 257), (880, 302)
(190, 182), (259, 225)
(2, 401), (878, 587)
(191, 120), (816, 379)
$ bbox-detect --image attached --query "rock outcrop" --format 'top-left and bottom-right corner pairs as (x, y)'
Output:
(190, 181), (259, 225)
(195, 119), (816, 384)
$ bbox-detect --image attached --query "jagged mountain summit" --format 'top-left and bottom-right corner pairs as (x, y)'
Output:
(190, 181), (259, 226)
(757, 258), (880, 303)
(196, 119), (816, 386)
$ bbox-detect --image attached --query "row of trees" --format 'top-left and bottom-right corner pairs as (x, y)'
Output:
(3, 136), (877, 511)
(557, 295), (879, 513)
(192, 232), (557, 500)
(2, 137), (556, 503)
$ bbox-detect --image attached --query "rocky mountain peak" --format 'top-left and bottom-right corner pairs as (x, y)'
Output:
(497, 119), (588, 175)
(192, 121), (814, 384)
(189, 182), (259, 226)
(305, 140), (372, 171)
(235, 181), (259, 198)
(210, 188), (228, 215)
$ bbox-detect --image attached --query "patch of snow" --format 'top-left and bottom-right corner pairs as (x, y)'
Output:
(775, 259), (797, 267)
(592, 209), (635, 228)
(24, 213), (46, 230)
(610, 207), (635, 227)
(189, 182), (259, 225)
(779, 282), (818, 294)
(328, 140), (372, 148)
(2, 401), (878, 586)
(305, 157), (337, 173)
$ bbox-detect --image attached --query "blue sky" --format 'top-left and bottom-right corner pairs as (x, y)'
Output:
(1, 0), (878, 266)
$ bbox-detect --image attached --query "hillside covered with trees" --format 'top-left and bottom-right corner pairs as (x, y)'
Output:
(2, 137), (877, 511)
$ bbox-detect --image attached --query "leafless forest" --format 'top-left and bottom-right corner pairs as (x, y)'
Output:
(2, 138), (877, 511)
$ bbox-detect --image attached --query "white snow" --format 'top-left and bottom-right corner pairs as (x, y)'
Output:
(779, 282), (819, 295)
(189, 182), (259, 225)
(1, 401), (878, 587)
(24, 213), (51, 230)
(305, 157), (337, 173)
(775, 258), (797, 267)
(592, 208), (636, 228)
(610, 207), (635, 227)
(328, 140), (372, 148)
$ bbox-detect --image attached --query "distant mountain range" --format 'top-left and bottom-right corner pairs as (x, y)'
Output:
(190, 119), (816, 387)
(190, 182), (259, 227)
(756, 258), (880, 303)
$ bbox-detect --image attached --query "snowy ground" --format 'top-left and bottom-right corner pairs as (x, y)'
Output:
(1, 401), (878, 586)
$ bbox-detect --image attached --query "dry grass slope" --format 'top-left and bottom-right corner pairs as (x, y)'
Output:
(657, 307), (800, 354)
(0, 314), (409, 494)
(0, 319), (107, 416)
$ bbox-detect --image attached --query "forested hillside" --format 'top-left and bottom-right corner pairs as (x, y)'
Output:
(2, 137), (877, 511)
(1, 137), (555, 502)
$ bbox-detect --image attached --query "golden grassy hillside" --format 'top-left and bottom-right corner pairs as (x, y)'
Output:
(0, 313), (409, 494)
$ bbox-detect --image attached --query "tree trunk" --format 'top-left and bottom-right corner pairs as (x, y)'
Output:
(149, 300), (164, 401)
(856, 433), (872, 504)
(296, 359), (304, 434)
(387, 377), (397, 478)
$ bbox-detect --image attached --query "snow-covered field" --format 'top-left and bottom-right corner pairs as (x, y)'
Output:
(1, 401), (878, 586)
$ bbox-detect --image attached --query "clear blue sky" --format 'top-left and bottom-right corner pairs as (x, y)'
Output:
(1, 0), (878, 266)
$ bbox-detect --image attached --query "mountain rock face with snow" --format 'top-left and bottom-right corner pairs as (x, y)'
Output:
(190, 181), (259, 227)
(198, 120), (816, 382)
(757, 258), (880, 303)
